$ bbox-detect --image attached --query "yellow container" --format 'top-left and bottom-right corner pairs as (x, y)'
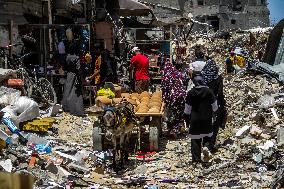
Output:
(0, 139), (6, 151)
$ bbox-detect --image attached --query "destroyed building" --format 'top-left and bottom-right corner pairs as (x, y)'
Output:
(0, 0), (88, 47)
(139, 0), (270, 30)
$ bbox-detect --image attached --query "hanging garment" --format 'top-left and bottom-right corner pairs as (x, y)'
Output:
(66, 28), (74, 41)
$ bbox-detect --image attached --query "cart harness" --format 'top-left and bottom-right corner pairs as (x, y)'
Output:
(102, 102), (137, 128)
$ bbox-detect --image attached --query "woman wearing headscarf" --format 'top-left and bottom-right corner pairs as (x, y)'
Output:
(201, 59), (227, 150)
(162, 62), (186, 136)
(61, 43), (84, 116)
(184, 75), (218, 163)
(189, 48), (206, 78)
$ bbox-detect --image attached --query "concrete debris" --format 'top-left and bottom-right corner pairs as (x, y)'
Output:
(249, 125), (263, 137)
(235, 125), (251, 138)
(68, 163), (90, 173)
(0, 159), (12, 172)
(277, 127), (284, 146)
(2, 28), (284, 188)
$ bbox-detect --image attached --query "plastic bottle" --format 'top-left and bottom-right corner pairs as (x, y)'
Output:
(0, 130), (11, 145)
(1, 111), (27, 144)
(1, 111), (18, 133)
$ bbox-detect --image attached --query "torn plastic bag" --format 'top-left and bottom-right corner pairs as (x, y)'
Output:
(0, 87), (21, 106)
(2, 96), (40, 126)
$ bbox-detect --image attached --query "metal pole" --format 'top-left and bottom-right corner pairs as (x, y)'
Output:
(47, 0), (53, 52)
(170, 25), (173, 64)
(8, 20), (13, 68)
(43, 27), (47, 77)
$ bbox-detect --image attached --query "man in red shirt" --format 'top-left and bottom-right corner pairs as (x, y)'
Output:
(130, 47), (150, 93)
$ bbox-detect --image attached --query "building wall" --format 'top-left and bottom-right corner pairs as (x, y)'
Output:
(141, 0), (270, 30)
(95, 22), (113, 51)
(190, 0), (270, 30)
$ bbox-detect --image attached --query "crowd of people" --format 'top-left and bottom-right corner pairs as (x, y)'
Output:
(123, 45), (234, 163)
(58, 40), (251, 164)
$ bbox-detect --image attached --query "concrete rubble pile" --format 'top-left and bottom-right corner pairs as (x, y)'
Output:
(2, 28), (284, 188)
(187, 28), (271, 73)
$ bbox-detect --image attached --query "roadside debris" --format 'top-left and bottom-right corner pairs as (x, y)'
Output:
(1, 28), (284, 188)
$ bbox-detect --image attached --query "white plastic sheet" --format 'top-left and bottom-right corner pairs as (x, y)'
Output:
(0, 86), (21, 106)
(2, 96), (40, 126)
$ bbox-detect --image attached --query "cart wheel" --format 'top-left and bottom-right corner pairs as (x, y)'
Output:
(149, 126), (159, 151)
(93, 123), (103, 151)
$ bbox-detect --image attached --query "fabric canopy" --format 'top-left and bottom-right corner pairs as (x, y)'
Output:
(117, 0), (152, 16)
(0, 14), (28, 25)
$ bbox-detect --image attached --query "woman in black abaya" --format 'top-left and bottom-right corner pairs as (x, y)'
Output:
(61, 44), (84, 116)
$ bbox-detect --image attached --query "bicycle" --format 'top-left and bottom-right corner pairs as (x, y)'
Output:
(0, 44), (57, 107)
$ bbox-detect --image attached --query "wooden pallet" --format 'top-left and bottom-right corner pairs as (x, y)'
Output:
(134, 103), (165, 151)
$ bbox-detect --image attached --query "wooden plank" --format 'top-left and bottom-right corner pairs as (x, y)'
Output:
(0, 171), (34, 189)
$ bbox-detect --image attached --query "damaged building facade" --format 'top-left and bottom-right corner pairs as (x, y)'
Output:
(0, 0), (88, 47)
(191, 0), (270, 31)
(140, 0), (270, 31)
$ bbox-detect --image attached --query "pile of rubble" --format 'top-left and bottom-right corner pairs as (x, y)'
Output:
(187, 28), (271, 72)
(1, 28), (284, 188)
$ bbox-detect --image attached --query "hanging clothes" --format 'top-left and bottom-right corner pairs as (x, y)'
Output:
(90, 55), (102, 85)
(58, 41), (66, 68)
(66, 28), (74, 41)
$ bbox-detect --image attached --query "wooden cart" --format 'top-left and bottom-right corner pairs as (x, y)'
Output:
(135, 102), (164, 151)
(92, 103), (165, 152)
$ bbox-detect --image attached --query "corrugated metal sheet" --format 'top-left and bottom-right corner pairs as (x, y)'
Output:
(117, 0), (152, 16)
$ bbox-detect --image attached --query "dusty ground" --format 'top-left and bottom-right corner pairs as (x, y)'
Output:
(44, 72), (283, 189)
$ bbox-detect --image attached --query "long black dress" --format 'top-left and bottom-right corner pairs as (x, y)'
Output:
(207, 76), (227, 146)
(184, 76), (218, 162)
(61, 54), (84, 116)
(185, 85), (216, 138)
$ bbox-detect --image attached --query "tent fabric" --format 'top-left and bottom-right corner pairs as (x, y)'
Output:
(117, 0), (152, 16)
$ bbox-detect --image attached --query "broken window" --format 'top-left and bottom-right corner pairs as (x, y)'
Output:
(232, 0), (243, 11)
(261, 0), (266, 5)
(197, 0), (204, 6)
(208, 16), (219, 31)
(231, 19), (236, 24)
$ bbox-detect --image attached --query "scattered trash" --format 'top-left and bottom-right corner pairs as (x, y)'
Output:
(0, 159), (12, 172)
(235, 125), (251, 138)
(270, 108), (280, 121)
(0, 26), (283, 189)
